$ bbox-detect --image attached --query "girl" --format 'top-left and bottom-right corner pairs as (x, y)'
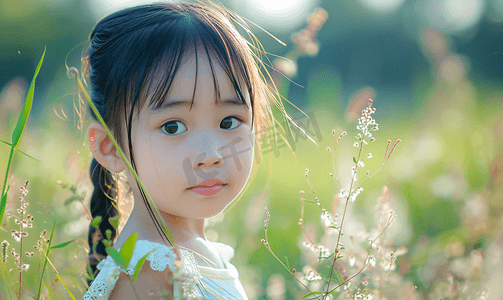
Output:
(80, 1), (312, 299)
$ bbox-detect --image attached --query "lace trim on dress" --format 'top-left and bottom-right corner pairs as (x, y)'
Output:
(83, 240), (236, 300)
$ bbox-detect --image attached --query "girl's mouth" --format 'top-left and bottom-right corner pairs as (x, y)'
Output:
(190, 184), (226, 196)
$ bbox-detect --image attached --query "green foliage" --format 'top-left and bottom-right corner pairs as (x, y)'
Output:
(0, 47), (45, 226)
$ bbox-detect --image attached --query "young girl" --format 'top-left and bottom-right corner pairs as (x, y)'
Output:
(80, 1), (310, 299)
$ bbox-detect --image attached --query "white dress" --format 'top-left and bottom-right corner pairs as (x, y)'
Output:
(83, 240), (248, 300)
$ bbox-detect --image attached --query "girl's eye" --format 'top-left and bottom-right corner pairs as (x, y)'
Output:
(161, 116), (243, 136)
(161, 120), (187, 135)
(220, 116), (243, 130)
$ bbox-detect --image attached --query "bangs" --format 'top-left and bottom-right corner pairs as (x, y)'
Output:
(131, 8), (253, 119)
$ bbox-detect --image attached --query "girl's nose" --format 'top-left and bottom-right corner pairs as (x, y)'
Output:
(195, 152), (224, 168)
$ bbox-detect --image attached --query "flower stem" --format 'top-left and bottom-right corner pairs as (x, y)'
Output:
(18, 212), (24, 300)
(325, 137), (364, 298)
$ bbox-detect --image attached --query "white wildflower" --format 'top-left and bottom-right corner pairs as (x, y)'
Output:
(349, 187), (363, 203)
(305, 271), (322, 281)
(320, 210), (333, 227)
(318, 246), (330, 258)
(349, 253), (356, 268)
(367, 255), (376, 267)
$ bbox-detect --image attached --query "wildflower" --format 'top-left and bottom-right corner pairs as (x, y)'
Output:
(353, 142), (359, 148)
(264, 207), (270, 229)
(349, 252), (356, 268)
(320, 209), (333, 227)
(340, 189), (349, 198)
(305, 271), (322, 281)
(349, 187), (363, 203)
(2, 240), (9, 262)
(357, 160), (365, 168)
(337, 131), (347, 143)
(362, 276), (369, 285)
(21, 263), (30, 272)
(366, 153), (372, 158)
(366, 255), (376, 267)
(318, 245), (330, 258)
(11, 230), (28, 242)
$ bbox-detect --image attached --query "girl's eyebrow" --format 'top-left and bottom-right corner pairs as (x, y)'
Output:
(152, 98), (249, 112)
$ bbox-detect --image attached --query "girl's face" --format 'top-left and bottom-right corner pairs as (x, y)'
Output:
(125, 47), (255, 220)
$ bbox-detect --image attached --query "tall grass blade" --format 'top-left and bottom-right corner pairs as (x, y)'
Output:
(66, 67), (176, 247)
(49, 239), (75, 250)
(43, 281), (55, 300)
(39, 242), (77, 300)
(0, 140), (39, 161)
(12, 46), (46, 148)
(0, 47), (46, 226)
(56, 273), (77, 300)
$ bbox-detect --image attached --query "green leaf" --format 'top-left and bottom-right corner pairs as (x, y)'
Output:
(91, 216), (102, 229)
(302, 291), (325, 299)
(43, 281), (55, 300)
(63, 195), (79, 206)
(322, 277), (342, 283)
(334, 268), (344, 284)
(132, 249), (155, 283)
(353, 157), (357, 164)
(119, 232), (138, 269)
(12, 46), (45, 148)
(0, 185), (10, 224)
(50, 239), (75, 250)
(285, 256), (290, 271)
(0, 140), (39, 161)
(109, 212), (121, 229)
(105, 247), (124, 269)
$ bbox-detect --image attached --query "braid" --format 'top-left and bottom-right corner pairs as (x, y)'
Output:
(86, 158), (118, 288)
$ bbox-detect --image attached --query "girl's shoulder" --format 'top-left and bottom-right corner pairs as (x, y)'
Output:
(83, 240), (237, 300)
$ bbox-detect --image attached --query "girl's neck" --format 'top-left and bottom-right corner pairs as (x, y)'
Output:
(115, 203), (206, 250)
(113, 203), (228, 269)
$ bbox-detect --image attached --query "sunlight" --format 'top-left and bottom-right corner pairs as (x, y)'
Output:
(235, 0), (320, 34)
(358, 0), (406, 14)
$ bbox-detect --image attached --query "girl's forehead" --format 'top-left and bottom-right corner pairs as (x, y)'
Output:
(154, 47), (251, 107)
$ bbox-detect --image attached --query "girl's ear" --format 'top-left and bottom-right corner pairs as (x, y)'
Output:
(88, 122), (125, 173)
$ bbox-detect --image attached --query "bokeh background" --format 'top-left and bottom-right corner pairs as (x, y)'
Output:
(1, 0), (503, 299)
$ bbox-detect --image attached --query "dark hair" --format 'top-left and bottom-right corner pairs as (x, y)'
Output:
(82, 1), (283, 288)
(87, 159), (118, 288)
